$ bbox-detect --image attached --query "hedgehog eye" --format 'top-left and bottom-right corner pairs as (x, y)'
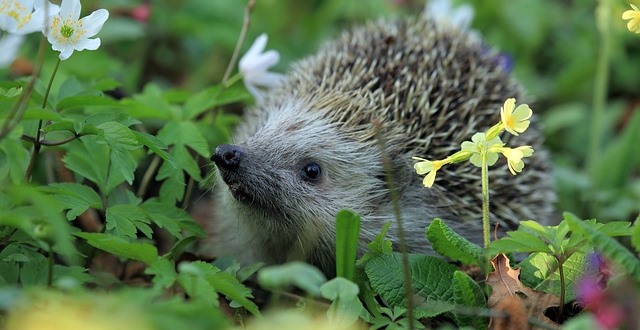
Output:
(301, 162), (322, 182)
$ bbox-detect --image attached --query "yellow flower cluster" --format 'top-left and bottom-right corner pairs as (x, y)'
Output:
(623, 4), (640, 34)
(413, 98), (534, 187)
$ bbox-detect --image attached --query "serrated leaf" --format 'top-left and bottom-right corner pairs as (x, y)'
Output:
(206, 268), (260, 316)
(174, 144), (203, 181)
(141, 200), (206, 238)
(62, 137), (116, 194)
(22, 108), (62, 121)
(426, 218), (483, 266)
(57, 95), (118, 110)
(0, 138), (30, 185)
(157, 161), (186, 203)
(97, 122), (140, 150)
(519, 251), (586, 301)
(632, 219), (640, 254)
(105, 204), (153, 239)
(110, 146), (136, 185)
(453, 270), (487, 328)
(146, 257), (177, 289)
(365, 253), (458, 306)
(133, 131), (175, 167)
(177, 262), (220, 307)
(321, 277), (370, 324)
(258, 262), (327, 297)
(184, 85), (249, 120)
(597, 221), (633, 237)
(40, 183), (102, 220)
(75, 232), (158, 264)
(564, 212), (640, 283)
(336, 209), (361, 281)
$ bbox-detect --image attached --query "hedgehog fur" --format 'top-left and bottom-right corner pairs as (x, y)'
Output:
(207, 16), (555, 276)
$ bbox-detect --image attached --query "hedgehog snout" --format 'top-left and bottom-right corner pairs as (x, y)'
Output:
(212, 144), (243, 170)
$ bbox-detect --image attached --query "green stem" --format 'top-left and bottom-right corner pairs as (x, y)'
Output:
(481, 151), (490, 248)
(25, 58), (62, 182)
(587, 0), (611, 175)
(556, 255), (565, 321)
(47, 243), (54, 287)
(375, 123), (415, 330)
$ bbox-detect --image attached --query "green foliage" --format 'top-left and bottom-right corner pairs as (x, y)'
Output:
(257, 262), (327, 297)
(1, 0), (639, 328)
(335, 209), (361, 281)
(426, 218), (484, 266)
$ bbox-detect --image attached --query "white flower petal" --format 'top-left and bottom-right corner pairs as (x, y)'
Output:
(61, 0), (82, 21)
(243, 81), (263, 103)
(58, 47), (74, 60)
(246, 72), (285, 88)
(242, 50), (280, 74)
(244, 34), (268, 60)
(450, 4), (474, 29)
(0, 34), (25, 67)
(74, 37), (100, 51)
(79, 9), (109, 37)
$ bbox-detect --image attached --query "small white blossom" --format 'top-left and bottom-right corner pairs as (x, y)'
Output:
(0, 33), (24, 67)
(424, 0), (474, 30)
(0, 0), (59, 34)
(239, 33), (285, 103)
(44, 0), (108, 61)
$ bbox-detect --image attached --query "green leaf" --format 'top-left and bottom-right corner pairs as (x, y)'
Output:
(359, 221), (392, 265)
(426, 218), (483, 266)
(453, 270), (487, 328)
(365, 253), (458, 306)
(22, 108), (62, 121)
(632, 218), (640, 254)
(62, 137), (125, 195)
(0, 186), (78, 265)
(591, 109), (640, 189)
(206, 268), (260, 316)
(184, 85), (249, 120)
(57, 95), (118, 110)
(177, 262), (220, 307)
(157, 161), (186, 203)
(40, 183), (102, 220)
(519, 251), (586, 301)
(75, 232), (158, 264)
(141, 200), (206, 238)
(121, 83), (176, 120)
(97, 122), (140, 150)
(133, 131), (175, 167)
(335, 209), (361, 281)
(258, 261), (327, 297)
(109, 146), (137, 185)
(564, 212), (640, 283)
(486, 229), (553, 255)
(146, 257), (177, 289)
(321, 277), (370, 324)
(0, 137), (30, 185)
(105, 204), (153, 239)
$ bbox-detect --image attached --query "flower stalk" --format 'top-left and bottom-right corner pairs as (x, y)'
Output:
(413, 98), (535, 246)
(25, 57), (61, 182)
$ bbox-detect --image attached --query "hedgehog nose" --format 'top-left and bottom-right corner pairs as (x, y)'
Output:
(212, 144), (243, 169)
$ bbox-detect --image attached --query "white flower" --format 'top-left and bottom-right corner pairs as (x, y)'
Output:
(239, 33), (285, 103)
(44, 0), (108, 61)
(0, 0), (59, 34)
(424, 0), (474, 30)
(0, 33), (24, 67)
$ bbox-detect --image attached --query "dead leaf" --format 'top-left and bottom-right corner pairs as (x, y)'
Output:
(491, 295), (527, 330)
(486, 254), (561, 329)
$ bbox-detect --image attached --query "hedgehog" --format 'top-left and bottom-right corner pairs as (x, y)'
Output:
(207, 15), (554, 276)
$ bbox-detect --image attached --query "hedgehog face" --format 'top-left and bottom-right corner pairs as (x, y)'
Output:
(213, 99), (389, 236)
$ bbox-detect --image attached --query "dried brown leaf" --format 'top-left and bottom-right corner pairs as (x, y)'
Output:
(486, 254), (561, 329)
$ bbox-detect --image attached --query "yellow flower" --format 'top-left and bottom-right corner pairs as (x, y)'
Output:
(412, 157), (450, 188)
(500, 98), (532, 136)
(490, 145), (534, 175)
(460, 132), (503, 168)
(623, 4), (640, 33)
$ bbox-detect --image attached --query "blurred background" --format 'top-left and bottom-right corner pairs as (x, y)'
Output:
(4, 0), (640, 222)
